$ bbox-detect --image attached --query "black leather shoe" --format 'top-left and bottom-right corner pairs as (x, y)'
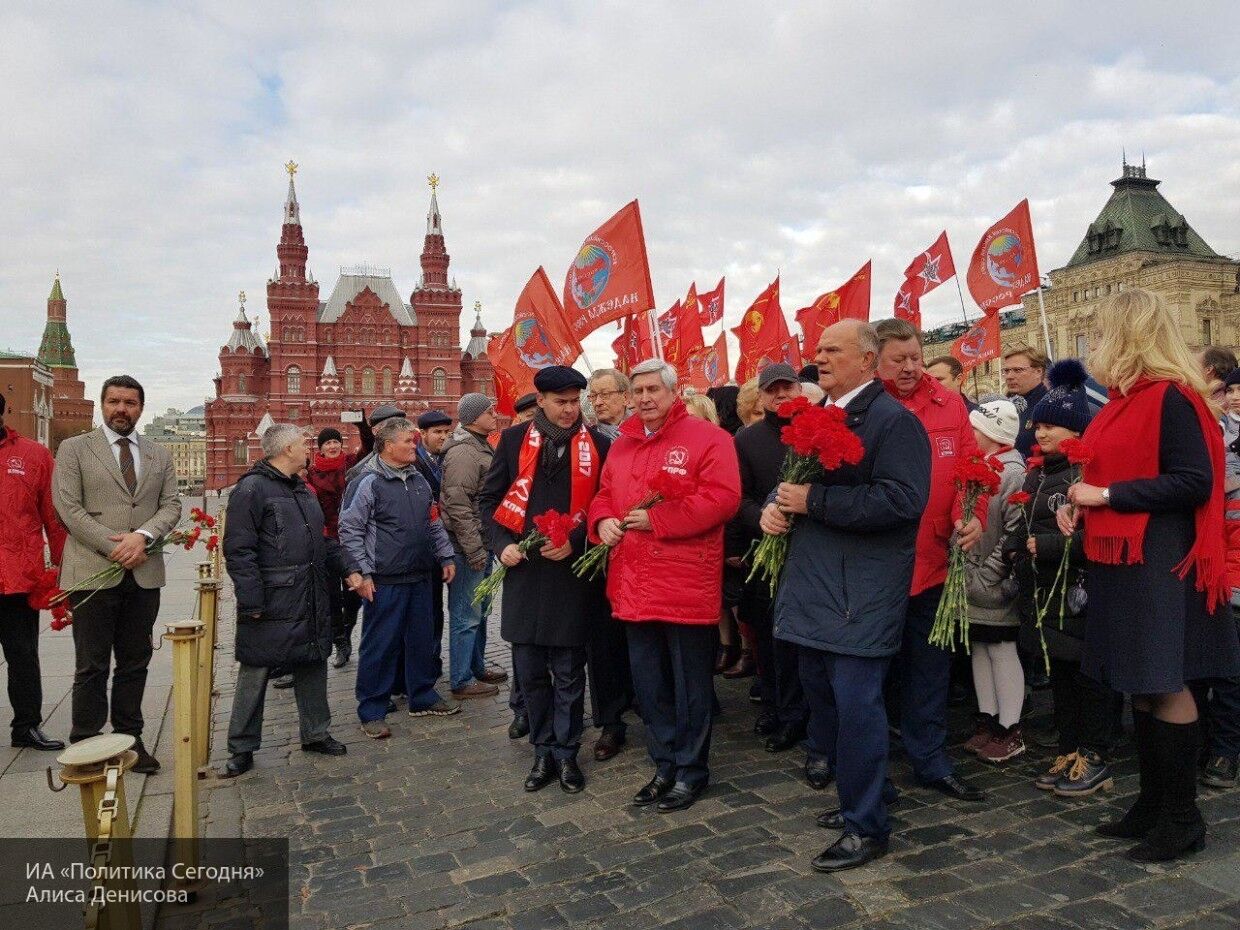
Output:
(271, 674), (295, 689)
(559, 758), (585, 793)
(524, 756), (558, 792)
(508, 714), (530, 740)
(11, 728), (65, 751)
(805, 759), (834, 790)
(593, 728), (625, 762)
(811, 832), (889, 872)
(631, 775), (676, 806)
(302, 736), (347, 756)
(387, 700), (398, 714)
(331, 643), (351, 669)
(131, 739), (160, 775)
(220, 752), (253, 778)
(657, 781), (707, 812)
(765, 723), (806, 753)
(817, 796), (901, 830)
(924, 774), (985, 802)
(753, 711), (780, 737)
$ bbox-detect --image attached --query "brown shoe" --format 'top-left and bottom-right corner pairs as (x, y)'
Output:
(451, 681), (499, 699)
(721, 650), (757, 679)
(963, 714), (999, 755)
(714, 643), (740, 675)
(977, 724), (1026, 764)
(593, 728), (626, 762)
(477, 669), (508, 684)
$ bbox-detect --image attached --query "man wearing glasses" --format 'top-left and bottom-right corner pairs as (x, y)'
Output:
(587, 369), (631, 441)
(1001, 346), (1048, 457)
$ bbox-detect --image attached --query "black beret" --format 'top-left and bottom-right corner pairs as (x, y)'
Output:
(533, 365), (587, 393)
(417, 410), (453, 429)
(514, 392), (538, 413)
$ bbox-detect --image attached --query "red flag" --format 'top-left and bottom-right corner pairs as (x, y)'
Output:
(658, 295), (705, 370)
(903, 231), (956, 299)
(564, 200), (656, 341)
(513, 266), (582, 367)
(488, 329), (524, 417)
(684, 333), (729, 392)
(611, 313), (655, 374)
(795, 261), (871, 359)
(731, 277), (789, 383)
(893, 282), (922, 329)
(697, 277), (725, 325)
(951, 312), (1002, 372)
(967, 199), (1040, 313)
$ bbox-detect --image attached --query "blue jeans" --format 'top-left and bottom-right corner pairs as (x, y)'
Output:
(448, 553), (492, 690)
(356, 581), (439, 721)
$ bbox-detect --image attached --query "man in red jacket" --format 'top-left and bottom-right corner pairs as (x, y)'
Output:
(588, 358), (741, 812)
(0, 393), (67, 750)
(876, 319), (987, 802)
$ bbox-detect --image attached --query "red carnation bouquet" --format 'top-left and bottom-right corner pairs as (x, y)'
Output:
(48, 508), (219, 614)
(572, 469), (696, 581)
(1033, 438), (1094, 642)
(26, 567), (73, 630)
(929, 455), (1002, 651)
(472, 509), (580, 606)
(747, 397), (865, 596)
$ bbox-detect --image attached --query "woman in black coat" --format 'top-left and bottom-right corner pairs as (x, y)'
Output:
(1061, 289), (1240, 862)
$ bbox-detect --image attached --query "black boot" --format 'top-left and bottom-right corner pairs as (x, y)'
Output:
(1097, 709), (1160, 839)
(1127, 718), (1206, 861)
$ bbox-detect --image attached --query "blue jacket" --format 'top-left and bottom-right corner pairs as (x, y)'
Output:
(339, 457), (455, 584)
(773, 380), (931, 658)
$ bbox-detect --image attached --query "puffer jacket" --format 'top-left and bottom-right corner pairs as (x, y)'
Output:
(965, 447), (1025, 626)
(0, 428), (66, 594)
(440, 428), (494, 565)
(224, 459), (353, 668)
(587, 400), (740, 625)
(885, 373), (986, 595)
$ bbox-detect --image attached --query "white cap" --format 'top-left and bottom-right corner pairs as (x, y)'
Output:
(969, 399), (1020, 447)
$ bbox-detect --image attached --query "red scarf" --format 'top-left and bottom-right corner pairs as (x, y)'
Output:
(1081, 377), (1227, 611)
(312, 452), (346, 472)
(494, 422), (599, 534)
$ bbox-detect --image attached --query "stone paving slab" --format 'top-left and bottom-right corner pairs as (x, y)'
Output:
(155, 567), (1240, 930)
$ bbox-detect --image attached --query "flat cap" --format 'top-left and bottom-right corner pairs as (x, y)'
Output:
(533, 365), (587, 393)
(514, 392), (538, 413)
(417, 410), (452, 429)
(368, 404), (403, 425)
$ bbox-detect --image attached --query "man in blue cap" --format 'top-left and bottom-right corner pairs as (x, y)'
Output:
(480, 365), (611, 793)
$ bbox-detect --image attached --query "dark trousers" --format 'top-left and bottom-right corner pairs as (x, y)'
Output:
(801, 646), (894, 841)
(330, 579), (362, 646)
(743, 585), (806, 727)
(627, 621), (716, 787)
(1050, 657), (1121, 758)
(513, 643), (586, 761)
(895, 585), (953, 783)
(69, 571), (161, 743)
(1190, 676), (1240, 759)
(227, 661), (330, 753)
(587, 612), (633, 733)
(0, 594), (44, 735)
(356, 581), (438, 721)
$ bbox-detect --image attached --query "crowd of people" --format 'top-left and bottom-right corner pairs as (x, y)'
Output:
(1, 287), (1238, 874)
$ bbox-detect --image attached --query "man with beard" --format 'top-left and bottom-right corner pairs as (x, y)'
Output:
(480, 366), (611, 792)
(53, 376), (181, 773)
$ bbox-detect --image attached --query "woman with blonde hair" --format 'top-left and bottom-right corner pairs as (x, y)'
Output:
(1059, 288), (1240, 861)
(682, 392), (720, 425)
(736, 378), (764, 426)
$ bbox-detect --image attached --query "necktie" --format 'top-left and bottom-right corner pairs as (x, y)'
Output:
(117, 437), (138, 495)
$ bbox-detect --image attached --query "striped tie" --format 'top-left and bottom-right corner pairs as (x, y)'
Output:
(116, 437), (138, 495)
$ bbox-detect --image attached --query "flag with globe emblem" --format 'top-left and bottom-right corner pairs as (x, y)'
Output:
(563, 200), (656, 340)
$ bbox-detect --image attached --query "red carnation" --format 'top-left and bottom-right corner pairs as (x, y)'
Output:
(26, 567), (63, 612)
(1007, 491), (1032, 506)
(1026, 455), (1045, 470)
(777, 396), (813, 419)
(1059, 437), (1095, 466)
(648, 469), (695, 502)
(206, 534), (220, 552)
(532, 510), (579, 549)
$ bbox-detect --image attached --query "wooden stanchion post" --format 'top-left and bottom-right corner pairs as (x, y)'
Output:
(194, 564), (219, 773)
(163, 620), (204, 885)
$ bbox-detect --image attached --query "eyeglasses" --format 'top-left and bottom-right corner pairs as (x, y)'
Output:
(1004, 366), (1033, 375)
(587, 390), (625, 402)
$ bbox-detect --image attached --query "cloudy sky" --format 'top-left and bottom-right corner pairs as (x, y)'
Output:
(3, 2), (1239, 414)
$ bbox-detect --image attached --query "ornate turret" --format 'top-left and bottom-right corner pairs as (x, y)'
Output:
(276, 160), (309, 281)
(396, 357), (418, 396)
(225, 292), (267, 355)
(463, 303), (488, 359)
(419, 173), (450, 288)
(38, 273), (76, 368)
(316, 355), (342, 395)
(36, 272), (94, 449)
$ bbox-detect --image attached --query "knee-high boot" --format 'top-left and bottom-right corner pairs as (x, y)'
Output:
(1096, 708), (1160, 839)
(1127, 718), (1206, 862)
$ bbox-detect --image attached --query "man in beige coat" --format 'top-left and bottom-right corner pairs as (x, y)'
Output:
(53, 376), (180, 772)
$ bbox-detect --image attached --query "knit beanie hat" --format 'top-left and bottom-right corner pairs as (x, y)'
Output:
(1029, 359), (1094, 434)
(457, 393), (494, 427)
(969, 399), (1020, 447)
(1224, 368), (1240, 390)
(316, 427), (343, 448)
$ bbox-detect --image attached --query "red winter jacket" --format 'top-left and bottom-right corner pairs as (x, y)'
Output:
(588, 400), (741, 625)
(885, 373), (986, 595)
(0, 428), (66, 595)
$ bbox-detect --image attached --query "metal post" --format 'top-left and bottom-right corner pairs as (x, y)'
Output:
(1036, 284), (1055, 362)
(163, 620), (204, 883)
(54, 734), (141, 929)
(194, 565), (219, 773)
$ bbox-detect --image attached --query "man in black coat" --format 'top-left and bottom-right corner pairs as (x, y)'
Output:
(479, 366), (611, 794)
(415, 409), (454, 678)
(763, 320), (931, 872)
(221, 423), (356, 777)
(1002, 345), (1048, 457)
(733, 364), (810, 756)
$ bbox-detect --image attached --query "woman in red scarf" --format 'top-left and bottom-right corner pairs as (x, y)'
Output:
(1059, 289), (1240, 862)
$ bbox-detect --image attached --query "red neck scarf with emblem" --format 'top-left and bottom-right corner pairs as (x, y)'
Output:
(494, 422), (600, 534)
(1081, 377), (1227, 612)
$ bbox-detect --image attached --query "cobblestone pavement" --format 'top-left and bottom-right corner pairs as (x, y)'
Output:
(160, 577), (1240, 930)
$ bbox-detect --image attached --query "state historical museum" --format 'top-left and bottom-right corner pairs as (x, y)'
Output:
(205, 166), (492, 490)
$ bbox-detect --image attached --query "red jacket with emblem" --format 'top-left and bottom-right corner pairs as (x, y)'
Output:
(0, 428), (67, 595)
(587, 400), (741, 625)
(885, 373), (986, 595)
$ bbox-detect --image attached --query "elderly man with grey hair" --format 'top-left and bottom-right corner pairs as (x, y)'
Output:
(220, 423), (355, 778)
(587, 368), (631, 440)
(339, 417), (459, 738)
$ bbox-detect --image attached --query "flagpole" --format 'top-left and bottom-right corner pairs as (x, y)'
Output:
(1035, 279), (1054, 362)
(578, 348), (594, 374)
(951, 274), (983, 398)
(648, 307), (664, 361)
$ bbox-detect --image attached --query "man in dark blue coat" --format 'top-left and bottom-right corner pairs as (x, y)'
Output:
(763, 319), (931, 872)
